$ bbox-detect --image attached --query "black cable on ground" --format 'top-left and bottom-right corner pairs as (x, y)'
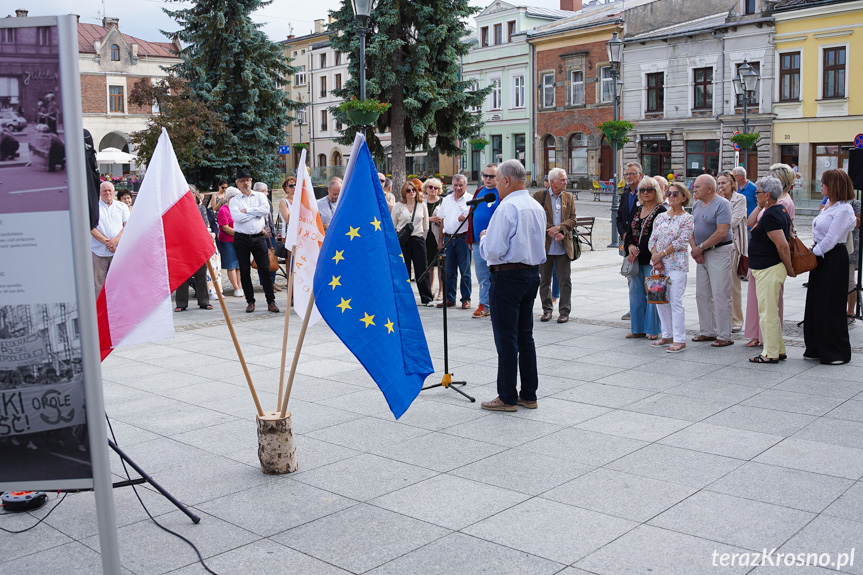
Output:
(105, 415), (219, 575)
(0, 493), (67, 534)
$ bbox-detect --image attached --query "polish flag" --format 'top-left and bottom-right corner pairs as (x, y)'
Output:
(285, 149), (324, 325)
(97, 128), (215, 359)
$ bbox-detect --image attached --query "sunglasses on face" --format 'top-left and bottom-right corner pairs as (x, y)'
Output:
(287, 184), (296, 188)
(407, 189), (416, 192)
(641, 188), (656, 193)
(482, 174), (495, 178)
(668, 191), (681, 198)
(624, 172), (639, 177)
(427, 186), (440, 190)
(379, 179), (385, 183)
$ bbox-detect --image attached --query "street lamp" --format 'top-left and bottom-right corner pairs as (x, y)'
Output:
(732, 59), (760, 171)
(606, 30), (623, 248)
(350, 0), (373, 102)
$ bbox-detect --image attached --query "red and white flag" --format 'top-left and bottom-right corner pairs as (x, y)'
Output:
(97, 128), (214, 360)
(285, 149), (324, 325)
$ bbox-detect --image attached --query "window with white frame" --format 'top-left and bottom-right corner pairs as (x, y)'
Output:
(823, 46), (846, 99)
(542, 73), (555, 108)
(600, 66), (614, 103)
(490, 77), (502, 110)
(295, 66), (307, 86)
(512, 75), (525, 108)
(569, 70), (584, 106)
(467, 79), (480, 112)
(297, 108), (307, 125)
(569, 132), (588, 175)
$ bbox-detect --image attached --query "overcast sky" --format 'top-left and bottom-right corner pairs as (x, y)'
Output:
(14, 0), (571, 43)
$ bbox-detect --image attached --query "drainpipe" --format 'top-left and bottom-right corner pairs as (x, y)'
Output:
(530, 40), (537, 186)
(712, 30), (725, 169)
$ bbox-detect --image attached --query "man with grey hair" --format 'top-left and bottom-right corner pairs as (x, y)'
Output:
(617, 161), (644, 320)
(534, 168), (576, 323)
(317, 177), (342, 231)
(479, 159), (546, 411)
(437, 173), (473, 308)
(690, 174), (734, 346)
(732, 166), (757, 217)
(90, 181), (129, 296)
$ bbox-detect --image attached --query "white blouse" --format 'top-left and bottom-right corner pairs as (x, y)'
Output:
(812, 201), (856, 257)
(391, 201), (428, 238)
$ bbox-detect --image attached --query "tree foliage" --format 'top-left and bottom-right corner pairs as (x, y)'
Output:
(328, 0), (490, 190)
(150, 0), (298, 186)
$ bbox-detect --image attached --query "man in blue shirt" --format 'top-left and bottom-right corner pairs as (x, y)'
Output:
(467, 164), (500, 318)
(733, 167), (757, 217)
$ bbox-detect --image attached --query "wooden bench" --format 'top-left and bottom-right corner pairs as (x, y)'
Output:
(575, 217), (596, 251)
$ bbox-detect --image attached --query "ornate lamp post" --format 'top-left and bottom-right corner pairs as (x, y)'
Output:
(350, 0), (373, 102)
(731, 59), (760, 172)
(606, 31), (624, 247)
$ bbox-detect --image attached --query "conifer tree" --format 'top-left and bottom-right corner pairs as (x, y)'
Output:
(328, 0), (489, 190)
(159, 0), (298, 186)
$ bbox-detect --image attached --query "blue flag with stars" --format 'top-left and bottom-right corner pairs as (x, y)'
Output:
(313, 135), (434, 419)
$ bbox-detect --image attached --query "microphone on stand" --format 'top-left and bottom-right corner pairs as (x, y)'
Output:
(466, 192), (496, 206)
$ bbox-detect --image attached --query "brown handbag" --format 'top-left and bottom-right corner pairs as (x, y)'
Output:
(788, 224), (817, 274)
(250, 248), (280, 272)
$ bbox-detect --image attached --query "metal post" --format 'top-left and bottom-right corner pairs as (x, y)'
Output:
(742, 90), (749, 173)
(608, 68), (621, 248)
(358, 19), (367, 102)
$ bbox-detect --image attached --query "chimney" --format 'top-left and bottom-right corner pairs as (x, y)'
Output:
(102, 16), (119, 30)
(314, 19), (325, 34)
(286, 34), (295, 41)
(15, 9), (28, 17)
(559, 0), (582, 11)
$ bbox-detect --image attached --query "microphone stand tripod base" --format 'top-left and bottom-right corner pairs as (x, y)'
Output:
(422, 373), (475, 401)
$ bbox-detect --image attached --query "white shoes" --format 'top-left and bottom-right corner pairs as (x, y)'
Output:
(233, 289), (245, 298)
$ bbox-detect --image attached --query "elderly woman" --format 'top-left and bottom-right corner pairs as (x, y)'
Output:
(654, 175), (669, 204)
(804, 169), (857, 365)
(625, 176), (667, 339)
(217, 186), (243, 297)
(116, 188), (133, 209)
(423, 178), (445, 300)
(382, 177), (396, 213)
(748, 177), (796, 364)
(393, 181), (434, 306)
(717, 171), (747, 333)
(648, 181), (694, 352)
(744, 164), (796, 347)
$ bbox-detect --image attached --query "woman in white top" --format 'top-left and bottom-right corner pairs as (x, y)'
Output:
(423, 178), (445, 300)
(278, 176), (296, 241)
(803, 168), (857, 365)
(392, 181), (433, 305)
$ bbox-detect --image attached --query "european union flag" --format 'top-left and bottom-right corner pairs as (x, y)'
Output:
(313, 135), (434, 419)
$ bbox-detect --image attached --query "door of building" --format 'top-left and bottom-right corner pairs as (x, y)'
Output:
(600, 139), (613, 181)
(470, 149), (480, 183)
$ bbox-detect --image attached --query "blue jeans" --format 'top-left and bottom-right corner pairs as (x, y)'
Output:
(490, 267), (540, 405)
(629, 263), (660, 335)
(474, 246), (491, 310)
(444, 234), (472, 303)
(551, 262), (560, 299)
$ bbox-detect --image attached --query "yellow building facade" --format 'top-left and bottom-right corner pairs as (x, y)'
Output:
(772, 0), (863, 204)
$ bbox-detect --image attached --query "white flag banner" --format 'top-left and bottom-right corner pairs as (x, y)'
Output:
(286, 150), (323, 325)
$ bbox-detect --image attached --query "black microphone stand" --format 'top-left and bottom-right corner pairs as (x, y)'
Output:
(416, 200), (478, 403)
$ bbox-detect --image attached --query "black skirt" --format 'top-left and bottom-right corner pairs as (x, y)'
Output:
(804, 243), (851, 364)
(426, 230), (440, 268)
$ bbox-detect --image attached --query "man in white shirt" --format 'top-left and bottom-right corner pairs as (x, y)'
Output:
(436, 174), (473, 308)
(317, 177), (342, 231)
(478, 160), (546, 412)
(90, 182), (129, 296)
(229, 168), (279, 313)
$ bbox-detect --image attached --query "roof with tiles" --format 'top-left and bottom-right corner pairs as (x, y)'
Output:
(78, 23), (178, 58)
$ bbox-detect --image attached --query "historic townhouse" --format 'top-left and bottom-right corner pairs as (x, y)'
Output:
(772, 0), (862, 207)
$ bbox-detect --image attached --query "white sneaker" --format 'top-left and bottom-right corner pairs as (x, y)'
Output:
(234, 289), (245, 298)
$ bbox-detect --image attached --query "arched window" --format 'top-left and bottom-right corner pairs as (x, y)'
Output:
(332, 150), (342, 166)
(568, 132), (588, 175)
(318, 154), (327, 167)
(110, 44), (120, 61)
(543, 135), (556, 176)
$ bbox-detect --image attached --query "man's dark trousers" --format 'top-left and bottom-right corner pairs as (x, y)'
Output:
(175, 264), (209, 309)
(234, 232), (275, 304)
(489, 267), (540, 405)
(444, 233), (472, 304)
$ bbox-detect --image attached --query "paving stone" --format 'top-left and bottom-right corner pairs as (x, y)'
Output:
(370, 431), (505, 472)
(780, 515), (863, 575)
(442, 413), (564, 448)
(659, 422), (784, 460)
(822, 481), (863, 521)
(624, 393), (738, 422)
(0, 542), (133, 575)
(518, 428), (648, 466)
(826, 399), (863, 423)
(574, 409), (691, 441)
(743, 389), (846, 417)
(510, 397), (611, 426)
(793, 417), (863, 450)
(166, 539), (351, 574)
(306, 416), (429, 451)
(703, 405), (817, 437)
(665, 379), (765, 403)
(754, 438), (863, 480)
(552, 382), (656, 408)
(606, 444), (744, 488)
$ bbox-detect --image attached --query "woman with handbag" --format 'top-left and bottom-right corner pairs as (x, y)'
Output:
(648, 181), (693, 352)
(392, 181), (434, 306)
(717, 171), (747, 333)
(624, 176), (666, 339)
(423, 178), (445, 300)
(804, 169), (856, 365)
(744, 164), (796, 347)
(217, 186), (244, 297)
(747, 177), (796, 364)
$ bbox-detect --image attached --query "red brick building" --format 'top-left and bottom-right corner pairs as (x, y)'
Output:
(527, 7), (622, 186)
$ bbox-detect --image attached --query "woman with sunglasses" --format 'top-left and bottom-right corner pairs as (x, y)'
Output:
(648, 181), (693, 352)
(625, 176), (666, 339)
(278, 176), (296, 250)
(209, 179), (229, 212)
(392, 182), (434, 305)
(716, 171), (747, 333)
(423, 178), (445, 300)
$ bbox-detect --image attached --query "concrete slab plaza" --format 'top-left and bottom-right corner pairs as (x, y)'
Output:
(4, 207), (863, 575)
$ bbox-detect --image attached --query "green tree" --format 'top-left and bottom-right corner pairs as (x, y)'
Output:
(328, 0), (489, 191)
(158, 0), (298, 186)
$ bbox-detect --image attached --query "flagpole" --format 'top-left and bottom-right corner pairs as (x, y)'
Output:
(206, 260), (264, 417)
(279, 292), (315, 418)
(276, 254), (295, 409)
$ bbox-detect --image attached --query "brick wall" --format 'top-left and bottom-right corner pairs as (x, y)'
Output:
(81, 75), (107, 114)
(128, 78), (151, 115)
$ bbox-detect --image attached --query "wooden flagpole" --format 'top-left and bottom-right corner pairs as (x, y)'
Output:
(276, 254), (295, 409)
(206, 259), (264, 417)
(279, 293), (315, 418)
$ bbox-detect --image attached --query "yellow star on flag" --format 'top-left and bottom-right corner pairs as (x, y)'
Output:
(360, 312), (375, 328)
(385, 319), (394, 334)
(329, 275), (341, 290)
(337, 298), (352, 313)
(332, 250), (345, 264)
(370, 217), (382, 231)
(399, 253), (405, 261)
(346, 226), (361, 240)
